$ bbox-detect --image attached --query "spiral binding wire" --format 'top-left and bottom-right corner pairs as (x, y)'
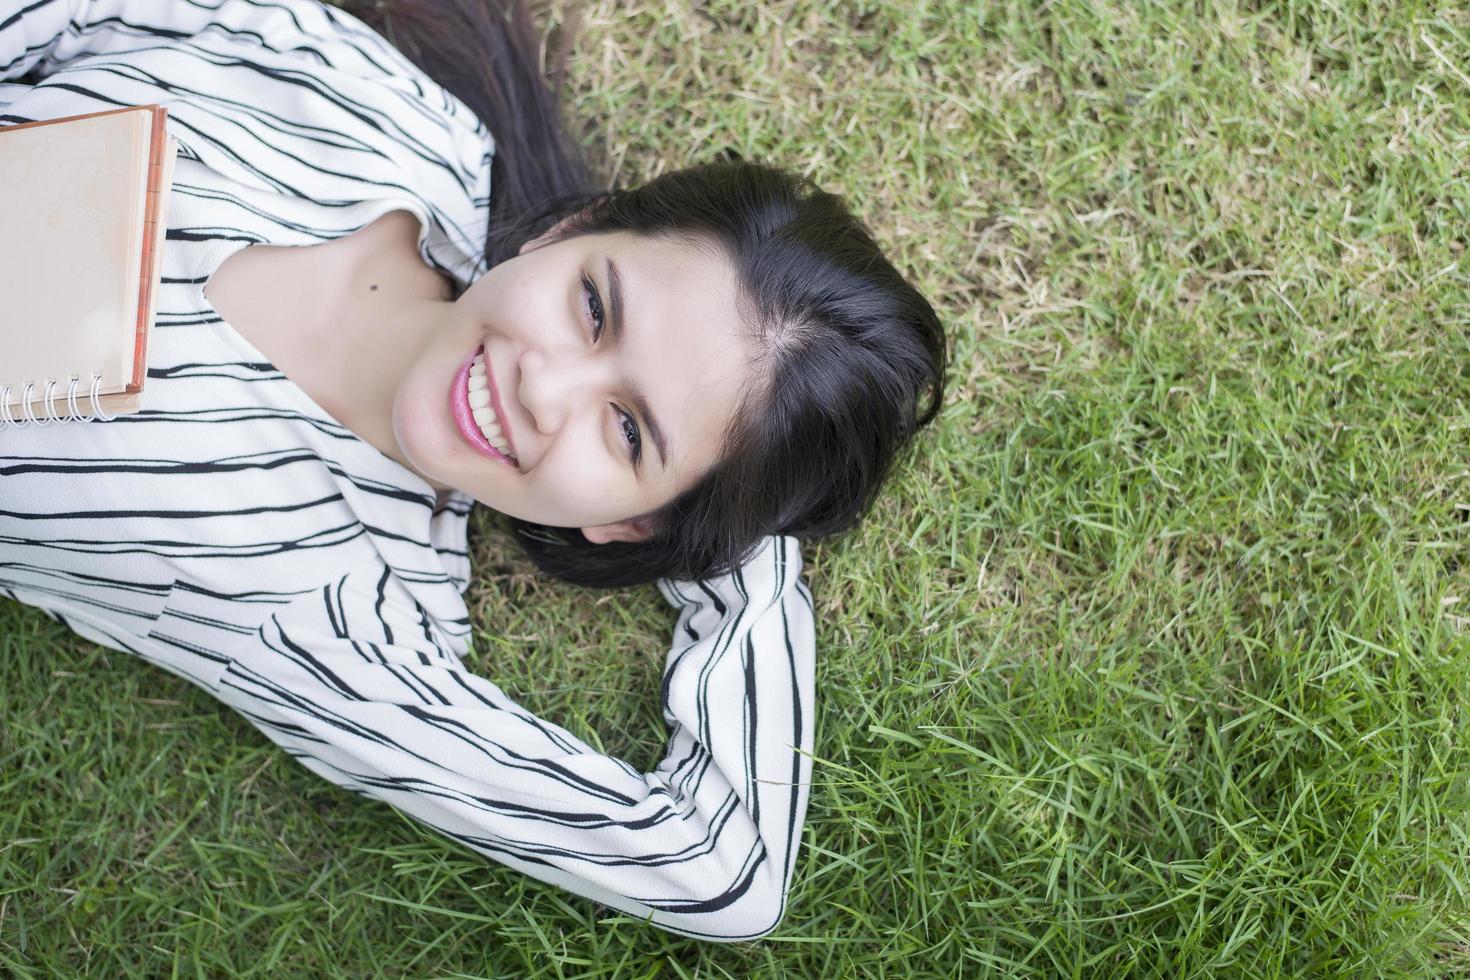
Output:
(0, 375), (117, 429)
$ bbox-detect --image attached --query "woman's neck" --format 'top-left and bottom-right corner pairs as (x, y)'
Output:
(306, 212), (457, 480)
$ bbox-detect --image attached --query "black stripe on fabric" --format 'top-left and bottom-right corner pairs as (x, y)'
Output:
(168, 175), (359, 222)
(742, 565), (775, 852)
(231, 706), (331, 745)
(39, 17), (194, 52)
(374, 566), (394, 644)
(669, 582), (701, 643)
(224, 661), (447, 770)
(25, 74), (330, 201)
(692, 579), (746, 753)
(156, 52), (480, 211)
(674, 734), (716, 811)
(0, 582), (161, 625)
(708, 566), (752, 741)
(1, 0), (65, 36)
(83, 0), (384, 83)
(444, 672), (583, 758)
(43, 8), (263, 57)
(731, 566), (760, 826)
(0, 492), (346, 521)
(696, 580), (727, 617)
(775, 539), (806, 896)
(672, 741), (713, 803)
(0, 455), (434, 509)
(149, 605), (254, 637)
(389, 704), (647, 809)
(236, 664), (705, 840)
(168, 579), (312, 604)
(0, 562), (172, 599)
(334, 758), (747, 862)
(243, 619), (661, 812)
(633, 845), (767, 915)
(101, 55), (389, 152)
(42, 613), (233, 695)
(381, 660), (436, 705)
(0, 522), (368, 559)
(147, 362), (285, 378)
(323, 581), (348, 640)
(141, 368), (300, 385)
(662, 584), (729, 804)
(167, 227), (260, 244)
(394, 570), (458, 588)
(317, 5), (410, 80)
(415, 603), (436, 649)
(275, 613), (365, 700)
(743, 632), (759, 829)
(143, 629), (234, 666)
(399, 661), (449, 704)
(109, 15), (285, 62)
(356, 780), (722, 869)
(165, 180), (448, 265)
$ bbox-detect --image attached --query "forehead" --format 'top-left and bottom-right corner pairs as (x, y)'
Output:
(599, 231), (756, 486)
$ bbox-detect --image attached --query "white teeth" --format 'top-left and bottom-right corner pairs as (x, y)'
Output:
(466, 351), (513, 458)
(469, 397), (502, 441)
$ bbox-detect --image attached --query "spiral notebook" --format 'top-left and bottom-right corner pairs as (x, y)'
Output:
(0, 105), (177, 427)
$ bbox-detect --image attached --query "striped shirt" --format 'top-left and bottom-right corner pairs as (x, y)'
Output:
(0, 0), (815, 941)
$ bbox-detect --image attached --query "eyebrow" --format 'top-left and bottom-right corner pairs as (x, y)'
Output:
(607, 256), (669, 469)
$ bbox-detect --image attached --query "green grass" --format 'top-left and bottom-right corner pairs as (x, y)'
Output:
(4, 0), (1470, 974)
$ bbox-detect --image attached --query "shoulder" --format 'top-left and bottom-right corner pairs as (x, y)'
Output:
(54, 0), (488, 143)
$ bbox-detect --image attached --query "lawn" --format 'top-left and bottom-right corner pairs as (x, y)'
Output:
(3, 0), (1469, 975)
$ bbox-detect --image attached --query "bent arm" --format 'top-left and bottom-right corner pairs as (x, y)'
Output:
(0, 0), (385, 83)
(2, 0), (77, 82)
(212, 537), (816, 941)
(2, 0), (190, 82)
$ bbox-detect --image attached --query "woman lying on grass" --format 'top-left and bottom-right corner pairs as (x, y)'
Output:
(0, 0), (944, 940)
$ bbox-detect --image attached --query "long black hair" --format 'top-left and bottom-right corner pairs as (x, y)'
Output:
(336, 0), (947, 587)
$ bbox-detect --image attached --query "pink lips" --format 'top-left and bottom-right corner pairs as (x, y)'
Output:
(450, 345), (518, 467)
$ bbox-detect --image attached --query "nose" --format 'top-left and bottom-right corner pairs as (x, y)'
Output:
(515, 346), (605, 436)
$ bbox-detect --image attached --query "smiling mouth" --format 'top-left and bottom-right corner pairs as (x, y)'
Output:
(451, 346), (518, 467)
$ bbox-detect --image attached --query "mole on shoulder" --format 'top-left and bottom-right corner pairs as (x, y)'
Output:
(369, 284), (378, 291)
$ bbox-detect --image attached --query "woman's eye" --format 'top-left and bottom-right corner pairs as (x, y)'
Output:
(582, 275), (606, 342)
(615, 406), (642, 464)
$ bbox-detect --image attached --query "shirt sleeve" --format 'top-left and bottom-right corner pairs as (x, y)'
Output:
(2, 0), (261, 82)
(0, 0), (493, 279)
(2, 0), (405, 82)
(1, 0), (84, 81)
(210, 536), (817, 942)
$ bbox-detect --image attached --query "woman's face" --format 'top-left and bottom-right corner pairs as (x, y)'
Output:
(391, 229), (757, 542)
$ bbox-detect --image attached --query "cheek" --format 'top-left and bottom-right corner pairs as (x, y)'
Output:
(500, 266), (564, 331)
(533, 439), (650, 521)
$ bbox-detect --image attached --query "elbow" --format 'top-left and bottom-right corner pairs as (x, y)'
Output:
(737, 891), (789, 941)
(662, 868), (790, 943)
(720, 892), (789, 943)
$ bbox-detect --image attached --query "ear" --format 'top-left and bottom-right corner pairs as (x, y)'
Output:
(581, 515), (656, 545)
